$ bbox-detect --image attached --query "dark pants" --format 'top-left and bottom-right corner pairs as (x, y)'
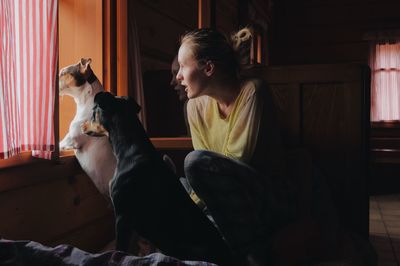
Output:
(183, 150), (276, 257)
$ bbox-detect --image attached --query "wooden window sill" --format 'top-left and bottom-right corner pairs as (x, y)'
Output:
(372, 121), (400, 129)
(150, 137), (193, 150)
(0, 137), (193, 169)
(59, 137), (193, 155)
(0, 152), (47, 169)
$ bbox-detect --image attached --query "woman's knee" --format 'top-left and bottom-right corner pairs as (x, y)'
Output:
(185, 150), (212, 171)
(184, 150), (215, 185)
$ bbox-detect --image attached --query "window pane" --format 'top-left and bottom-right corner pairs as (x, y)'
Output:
(374, 70), (400, 120)
(133, 0), (197, 137)
(375, 43), (400, 69)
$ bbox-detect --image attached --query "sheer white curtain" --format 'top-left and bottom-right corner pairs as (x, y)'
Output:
(369, 37), (400, 121)
(0, 0), (58, 159)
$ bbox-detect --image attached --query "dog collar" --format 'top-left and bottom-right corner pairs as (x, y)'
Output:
(87, 71), (97, 84)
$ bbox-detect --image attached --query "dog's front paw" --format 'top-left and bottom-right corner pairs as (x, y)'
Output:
(60, 144), (74, 150)
(60, 136), (74, 150)
(81, 121), (109, 137)
(81, 121), (91, 134)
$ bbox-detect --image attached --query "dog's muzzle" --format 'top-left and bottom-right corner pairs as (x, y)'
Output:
(81, 111), (109, 137)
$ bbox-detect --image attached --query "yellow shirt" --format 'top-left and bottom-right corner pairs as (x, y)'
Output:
(187, 79), (263, 163)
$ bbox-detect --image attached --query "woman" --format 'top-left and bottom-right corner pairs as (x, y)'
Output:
(176, 28), (293, 265)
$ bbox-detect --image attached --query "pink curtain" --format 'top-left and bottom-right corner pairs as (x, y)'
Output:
(370, 42), (400, 121)
(0, 0), (58, 159)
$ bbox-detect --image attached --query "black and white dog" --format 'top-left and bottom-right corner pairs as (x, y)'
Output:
(82, 92), (233, 265)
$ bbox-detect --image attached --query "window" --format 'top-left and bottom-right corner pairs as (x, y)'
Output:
(0, 0), (100, 165)
(0, 0), (58, 160)
(135, 0), (198, 137)
(1, 0), (268, 163)
(370, 42), (400, 122)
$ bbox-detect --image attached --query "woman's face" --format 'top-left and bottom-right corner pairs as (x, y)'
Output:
(176, 43), (208, 99)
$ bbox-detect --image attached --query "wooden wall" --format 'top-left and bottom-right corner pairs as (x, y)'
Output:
(269, 0), (400, 65)
(216, 0), (239, 34)
(246, 63), (370, 237)
(268, 0), (400, 195)
(0, 156), (114, 252)
(370, 125), (400, 194)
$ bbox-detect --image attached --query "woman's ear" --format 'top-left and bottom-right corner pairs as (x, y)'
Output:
(203, 61), (215, 77)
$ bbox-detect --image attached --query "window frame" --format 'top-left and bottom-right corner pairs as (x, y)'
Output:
(370, 41), (400, 125)
(1, 0), (217, 168)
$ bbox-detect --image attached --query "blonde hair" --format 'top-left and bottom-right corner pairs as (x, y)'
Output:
(231, 28), (252, 51)
(180, 27), (253, 77)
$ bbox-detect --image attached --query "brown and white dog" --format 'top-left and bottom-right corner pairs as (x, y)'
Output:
(59, 58), (116, 197)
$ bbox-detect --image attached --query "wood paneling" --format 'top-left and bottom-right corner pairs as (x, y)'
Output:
(269, 0), (400, 196)
(270, 0), (400, 65)
(150, 138), (193, 150)
(246, 63), (370, 237)
(268, 84), (301, 147)
(216, 0), (238, 34)
(0, 179), (109, 242)
(137, 0), (197, 29)
(0, 137), (197, 252)
(0, 156), (80, 193)
(49, 214), (114, 253)
(370, 125), (400, 194)
(0, 156), (113, 251)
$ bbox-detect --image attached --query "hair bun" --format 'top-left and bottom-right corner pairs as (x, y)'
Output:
(231, 28), (252, 51)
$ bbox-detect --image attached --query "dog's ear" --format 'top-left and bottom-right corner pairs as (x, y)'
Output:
(79, 58), (92, 74)
(128, 98), (141, 114)
(94, 92), (115, 111)
(118, 96), (141, 114)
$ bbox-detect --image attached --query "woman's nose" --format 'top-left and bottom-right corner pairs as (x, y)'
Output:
(176, 69), (183, 82)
